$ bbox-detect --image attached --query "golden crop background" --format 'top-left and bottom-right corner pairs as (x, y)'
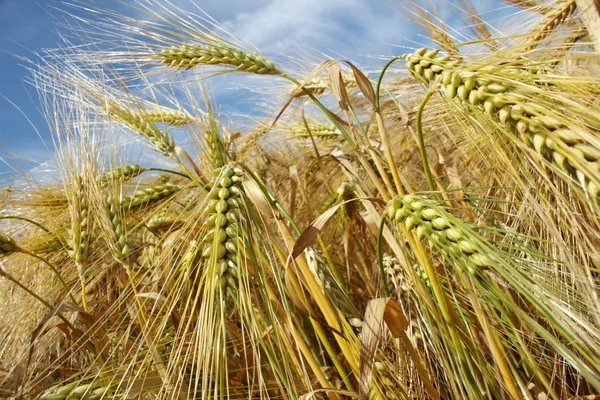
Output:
(1, 0), (600, 399)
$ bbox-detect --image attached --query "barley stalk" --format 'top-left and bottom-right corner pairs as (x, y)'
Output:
(157, 44), (281, 75)
(403, 47), (600, 199)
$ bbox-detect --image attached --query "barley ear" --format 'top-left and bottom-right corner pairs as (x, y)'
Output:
(125, 181), (179, 209)
(141, 107), (195, 126)
(97, 164), (146, 186)
(38, 381), (113, 400)
(403, 48), (600, 201)
(0, 232), (18, 257)
(387, 195), (492, 275)
(201, 166), (245, 291)
(100, 191), (132, 269)
(525, 0), (577, 50)
(107, 102), (177, 158)
(157, 44), (281, 75)
(67, 175), (91, 271)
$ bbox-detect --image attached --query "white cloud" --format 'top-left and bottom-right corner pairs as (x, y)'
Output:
(169, 0), (412, 64)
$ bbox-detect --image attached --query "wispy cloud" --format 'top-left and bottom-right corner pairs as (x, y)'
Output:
(171, 0), (412, 64)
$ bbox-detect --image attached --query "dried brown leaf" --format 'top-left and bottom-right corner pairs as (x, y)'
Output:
(347, 62), (376, 108)
(359, 298), (408, 398)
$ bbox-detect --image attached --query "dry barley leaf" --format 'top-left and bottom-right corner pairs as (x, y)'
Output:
(128, 376), (164, 393)
(446, 166), (465, 200)
(346, 62), (376, 109)
(291, 203), (345, 260)
(244, 177), (311, 313)
(359, 297), (408, 399)
(435, 148), (446, 176)
(289, 197), (383, 260)
(328, 61), (349, 112)
(243, 179), (273, 218)
(330, 148), (363, 182)
(273, 60), (336, 126)
(289, 166), (298, 219)
(300, 388), (359, 399)
(284, 266), (310, 315)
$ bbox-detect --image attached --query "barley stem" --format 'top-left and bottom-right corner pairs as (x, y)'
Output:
(416, 86), (438, 195)
(0, 216), (50, 233)
(145, 167), (192, 180)
(376, 111), (404, 196)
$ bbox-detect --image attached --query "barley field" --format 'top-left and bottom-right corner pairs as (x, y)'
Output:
(1, 0), (600, 399)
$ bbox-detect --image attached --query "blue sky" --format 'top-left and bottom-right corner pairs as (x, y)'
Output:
(0, 0), (507, 175)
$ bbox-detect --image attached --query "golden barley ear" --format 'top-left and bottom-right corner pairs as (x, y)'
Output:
(524, 0), (577, 50)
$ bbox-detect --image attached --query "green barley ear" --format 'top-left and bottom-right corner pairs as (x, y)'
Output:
(38, 381), (113, 400)
(97, 164), (146, 186)
(403, 48), (600, 200)
(61, 1), (281, 77)
(107, 102), (177, 158)
(201, 165), (245, 290)
(292, 121), (340, 139)
(199, 100), (228, 169)
(157, 44), (281, 75)
(147, 203), (170, 229)
(29, 236), (67, 254)
(320, 181), (361, 222)
(0, 232), (18, 257)
(140, 107), (195, 126)
(100, 191), (132, 269)
(387, 195), (492, 275)
(67, 175), (91, 273)
(125, 180), (179, 208)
